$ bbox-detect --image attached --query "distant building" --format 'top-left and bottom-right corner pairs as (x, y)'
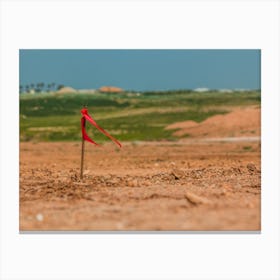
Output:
(234, 88), (250, 92)
(218, 89), (233, 93)
(99, 86), (124, 93)
(193, 87), (209, 92)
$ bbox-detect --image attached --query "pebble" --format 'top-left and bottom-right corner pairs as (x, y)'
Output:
(127, 179), (138, 187)
(109, 178), (119, 185)
(220, 189), (229, 196)
(222, 184), (230, 189)
(131, 179), (139, 187)
(171, 169), (185, 180)
(247, 163), (257, 173)
(185, 192), (210, 205)
(143, 181), (151, 186)
(104, 175), (112, 180)
(36, 213), (44, 222)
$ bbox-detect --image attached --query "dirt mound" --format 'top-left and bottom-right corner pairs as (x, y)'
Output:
(166, 106), (260, 138)
(99, 86), (123, 93)
(56, 86), (77, 94)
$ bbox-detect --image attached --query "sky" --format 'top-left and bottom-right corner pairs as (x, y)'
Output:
(19, 49), (260, 91)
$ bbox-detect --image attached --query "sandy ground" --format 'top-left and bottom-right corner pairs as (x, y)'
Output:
(20, 140), (261, 231)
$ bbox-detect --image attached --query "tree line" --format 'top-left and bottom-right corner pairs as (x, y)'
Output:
(19, 83), (65, 94)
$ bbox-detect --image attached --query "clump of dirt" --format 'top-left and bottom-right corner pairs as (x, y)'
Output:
(166, 107), (260, 138)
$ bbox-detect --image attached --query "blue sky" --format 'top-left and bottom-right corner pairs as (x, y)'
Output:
(19, 49), (260, 91)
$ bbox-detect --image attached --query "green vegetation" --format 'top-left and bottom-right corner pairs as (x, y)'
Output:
(20, 90), (261, 142)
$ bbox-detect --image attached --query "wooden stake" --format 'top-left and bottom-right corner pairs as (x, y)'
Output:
(80, 138), (85, 179)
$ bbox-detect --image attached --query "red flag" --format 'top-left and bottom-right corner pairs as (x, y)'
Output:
(81, 108), (122, 148)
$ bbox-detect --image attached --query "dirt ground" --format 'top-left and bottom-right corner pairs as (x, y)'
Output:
(166, 106), (260, 138)
(20, 139), (261, 231)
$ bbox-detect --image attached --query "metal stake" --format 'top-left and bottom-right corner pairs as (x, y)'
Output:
(80, 138), (85, 179)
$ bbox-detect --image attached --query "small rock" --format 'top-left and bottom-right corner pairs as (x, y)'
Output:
(143, 181), (151, 186)
(132, 179), (139, 187)
(171, 169), (185, 180)
(109, 178), (119, 185)
(247, 163), (257, 173)
(185, 192), (210, 205)
(222, 184), (229, 189)
(36, 213), (44, 222)
(220, 189), (229, 196)
(127, 179), (138, 187)
(104, 175), (112, 180)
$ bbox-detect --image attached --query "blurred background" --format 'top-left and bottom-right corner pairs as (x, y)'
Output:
(19, 49), (261, 142)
